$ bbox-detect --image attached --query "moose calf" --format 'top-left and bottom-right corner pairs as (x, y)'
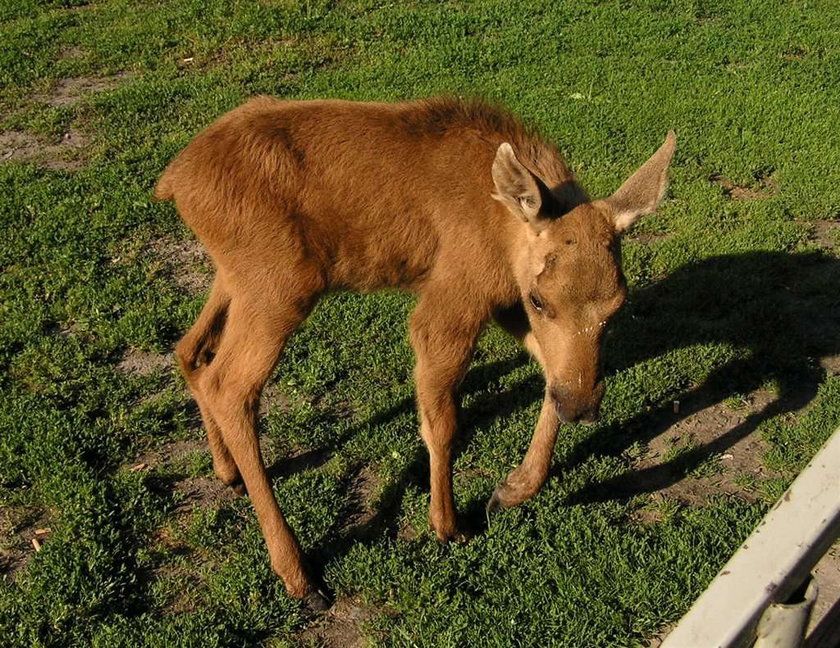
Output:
(155, 96), (675, 608)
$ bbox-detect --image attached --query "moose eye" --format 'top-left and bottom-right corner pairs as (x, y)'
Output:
(529, 292), (544, 312)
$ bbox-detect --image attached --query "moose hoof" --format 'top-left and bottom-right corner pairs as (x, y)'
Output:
(431, 519), (471, 544)
(214, 461), (242, 489)
(439, 528), (473, 544)
(486, 489), (503, 515)
(486, 478), (535, 513)
(229, 478), (248, 497)
(303, 588), (332, 613)
(487, 480), (516, 513)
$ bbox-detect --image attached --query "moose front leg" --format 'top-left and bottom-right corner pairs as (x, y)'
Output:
(410, 293), (482, 542)
(487, 391), (559, 511)
(489, 303), (560, 511)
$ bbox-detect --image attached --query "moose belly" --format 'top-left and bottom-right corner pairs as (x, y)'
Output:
(326, 229), (436, 292)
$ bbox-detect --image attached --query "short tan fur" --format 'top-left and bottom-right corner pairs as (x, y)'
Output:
(155, 96), (675, 605)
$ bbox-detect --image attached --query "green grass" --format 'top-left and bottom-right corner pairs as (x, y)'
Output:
(1, 1), (839, 646)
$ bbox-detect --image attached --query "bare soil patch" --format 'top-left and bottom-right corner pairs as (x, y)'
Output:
(131, 436), (308, 512)
(820, 355), (840, 376)
(117, 349), (172, 377)
(260, 381), (293, 415)
(0, 128), (88, 170)
(131, 438), (241, 511)
(632, 388), (779, 516)
(648, 623), (675, 647)
(0, 74), (129, 171)
(0, 506), (52, 581)
(807, 219), (839, 251)
(172, 474), (240, 512)
(34, 74), (128, 107)
(148, 235), (213, 293)
(710, 172), (777, 201)
(342, 469), (382, 535)
(298, 595), (379, 648)
(131, 438), (207, 472)
(59, 46), (85, 61)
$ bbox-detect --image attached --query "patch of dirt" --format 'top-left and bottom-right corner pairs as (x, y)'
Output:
(806, 219), (839, 251)
(59, 46), (85, 60)
(117, 349), (172, 377)
(298, 595), (378, 648)
(1, 74), (128, 171)
(130, 436), (314, 513)
(631, 388), (779, 515)
(0, 506), (52, 582)
(148, 236), (213, 293)
(342, 469), (382, 536)
(34, 74), (128, 107)
(710, 172), (777, 201)
(131, 438), (207, 472)
(260, 382), (292, 415)
(172, 474), (240, 511)
(130, 438), (241, 511)
(648, 623), (675, 647)
(396, 522), (419, 543)
(0, 128), (88, 170)
(820, 355), (840, 375)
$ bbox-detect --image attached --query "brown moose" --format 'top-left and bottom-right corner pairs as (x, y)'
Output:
(155, 96), (675, 608)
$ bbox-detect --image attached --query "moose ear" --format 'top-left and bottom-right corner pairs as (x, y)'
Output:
(605, 131), (676, 234)
(492, 143), (549, 230)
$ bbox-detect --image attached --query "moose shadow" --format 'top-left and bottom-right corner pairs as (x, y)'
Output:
(264, 249), (839, 575)
(564, 248), (840, 504)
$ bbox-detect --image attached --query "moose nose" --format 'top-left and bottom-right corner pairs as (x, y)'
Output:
(550, 383), (603, 424)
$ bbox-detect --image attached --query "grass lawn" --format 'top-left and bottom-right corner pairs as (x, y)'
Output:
(1, 1), (839, 646)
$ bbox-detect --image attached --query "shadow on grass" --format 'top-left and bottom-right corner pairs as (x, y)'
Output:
(307, 356), (546, 561)
(304, 251), (837, 581)
(338, 251), (838, 538)
(565, 249), (840, 504)
(164, 250), (840, 597)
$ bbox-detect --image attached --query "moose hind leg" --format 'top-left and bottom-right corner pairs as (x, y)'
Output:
(175, 278), (240, 488)
(197, 295), (324, 603)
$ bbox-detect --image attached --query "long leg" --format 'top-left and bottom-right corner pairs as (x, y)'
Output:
(487, 392), (557, 510)
(410, 290), (484, 541)
(175, 278), (240, 487)
(488, 303), (560, 510)
(197, 293), (324, 604)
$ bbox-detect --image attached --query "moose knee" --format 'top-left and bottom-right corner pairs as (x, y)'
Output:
(175, 337), (194, 372)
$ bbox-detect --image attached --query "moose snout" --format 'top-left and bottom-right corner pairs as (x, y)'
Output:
(550, 380), (605, 424)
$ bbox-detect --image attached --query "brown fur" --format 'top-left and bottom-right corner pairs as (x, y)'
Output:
(156, 96), (675, 602)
